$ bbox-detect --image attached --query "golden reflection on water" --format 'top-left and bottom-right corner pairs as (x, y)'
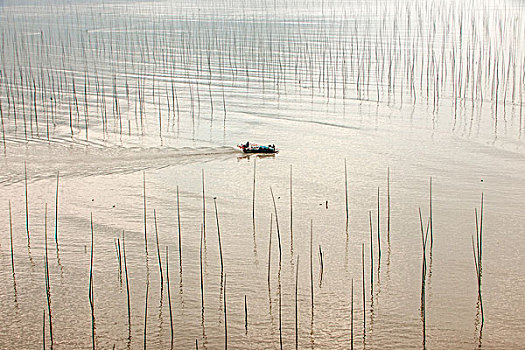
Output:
(1, 0), (525, 349)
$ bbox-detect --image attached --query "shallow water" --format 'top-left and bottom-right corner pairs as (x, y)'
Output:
(0, 0), (524, 349)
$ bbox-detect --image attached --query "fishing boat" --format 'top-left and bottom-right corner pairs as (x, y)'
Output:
(238, 141), (278, 154)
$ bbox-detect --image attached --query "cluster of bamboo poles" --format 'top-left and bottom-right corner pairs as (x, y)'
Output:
(0, 0), (524, 154)
(7, 168), (61, 348)
(4, 161), (489, 349)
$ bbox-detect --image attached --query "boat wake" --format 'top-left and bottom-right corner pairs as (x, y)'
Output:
(0, 139), (239, 185)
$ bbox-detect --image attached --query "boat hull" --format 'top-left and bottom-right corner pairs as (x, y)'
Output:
(242, 148), (278, 154)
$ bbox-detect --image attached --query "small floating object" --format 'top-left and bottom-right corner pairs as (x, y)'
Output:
(238, 141), (278, 154)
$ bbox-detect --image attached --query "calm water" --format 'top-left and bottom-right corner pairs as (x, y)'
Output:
(0, 0), (525, 348)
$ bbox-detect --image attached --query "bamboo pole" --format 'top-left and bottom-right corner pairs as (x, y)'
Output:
(479, 193), (483, 275)
(143, 172), (148, 256)
(202, 170), (206, 242)
(166, 246), (173, 346)
(24, 163), (30, 245)
(116, 238), (122, 287)
(278, 244), (283, 350)
(45, 204), (53, 349)
(369, 211), (373, 296)
(270, 187), (282, 262)
(290, 165), (293, 246)
(213, 197), (224, 275)
(123, 232), (131, 336)
(345, 159), (349, 235)
(144, 271), (149, 350)
(387, 168), (390, 244)
(154, 210), (164, 288)
(252, 158), (256, 233)
(0, 98), (5, 155)
(89, 213), (95, 350)
(224, 273), (228, 350)
(377, 187), (381, 261)
(54, 171), (59, 247)
(295, 255), (299, 350)
(351, 278), (354, 350)
(318, 245), (324, 286)
(177, 186), (182, 275)
(268, 213), (273, 287)
(244, 295), (248, 334)
(200, 225), (204, 313)
(429, 177), (433, 251)
(9, 200), (15, 277)
(310, 220), (314, 316)
(362, 243), (366, 337)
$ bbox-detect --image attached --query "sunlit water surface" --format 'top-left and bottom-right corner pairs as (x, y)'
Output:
(0, 0), (524, 348)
